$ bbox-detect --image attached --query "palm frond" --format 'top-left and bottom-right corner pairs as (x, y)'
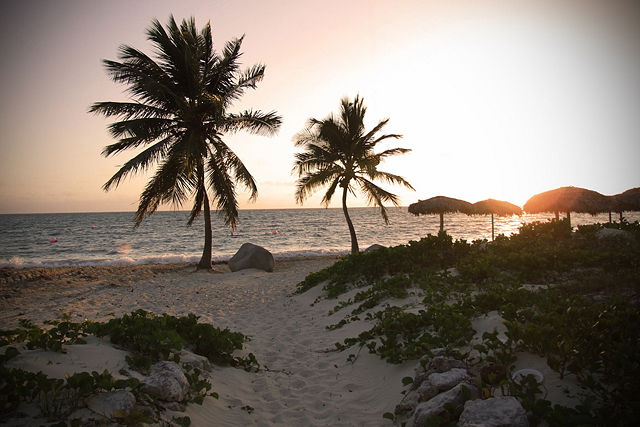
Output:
(295, 166), (342, 204)
(133, 146), (197, 226)
(223, 110), (282, 136)
(360, 118), (392, 147)
(106, 118), (176, 140)
(364, 170), (415, 190)
(321, 177), (342, 207)
(357, 177), (402, 224)
(371, 147), (411, 159)
(103, 136), (172, 191)
(89, 101), (170, 120)
(208, 136), (259, 201)
(207, 151), (239, 229)
(225, 64), (265, 102)
(293, 148), (342, 175)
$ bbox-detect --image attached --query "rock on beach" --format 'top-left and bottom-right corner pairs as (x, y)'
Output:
(228, 243), (275, 272)
(142, 361), (189, 402)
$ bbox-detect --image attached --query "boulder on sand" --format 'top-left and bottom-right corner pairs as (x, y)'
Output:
(87, 390), (136, 419)
(142, 361), (189, 402)
(229, 243), (275, 272)
(458, 396), (528, 427)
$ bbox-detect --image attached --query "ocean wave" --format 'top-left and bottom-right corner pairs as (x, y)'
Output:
(0, 249), (349, 269)
(0, 254), (202, 269)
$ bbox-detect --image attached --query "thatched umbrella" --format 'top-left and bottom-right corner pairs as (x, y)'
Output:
(408, 196), (473, 232)
(612, 187), (640, 221)
(523, 186), (612, 227)
(469, 199), (523, 241)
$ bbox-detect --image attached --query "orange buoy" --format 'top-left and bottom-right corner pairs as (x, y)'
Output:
(50, 237), (57, 243)
(272, 230), (278, 235)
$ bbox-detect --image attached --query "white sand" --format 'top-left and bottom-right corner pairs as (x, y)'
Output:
(1, 258), (587, 426)
(1, 258), (414, 426)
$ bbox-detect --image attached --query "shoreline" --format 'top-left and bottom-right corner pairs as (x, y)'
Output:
(0, 255), (342, 330)
(0, 254), (342, 285)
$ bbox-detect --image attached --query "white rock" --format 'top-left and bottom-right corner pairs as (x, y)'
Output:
(428, 367), (469, 392)
(416, 382), (438, 402)
(459, 396), (529, 427)
(413, 383), (477, 426)
(142, 361), (189, 402)
(86, 390), (136, 419)
(428, 356), (465, 373)
(180, 349), (212, 372)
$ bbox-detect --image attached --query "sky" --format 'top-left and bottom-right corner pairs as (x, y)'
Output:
(1, 0), (639, 214)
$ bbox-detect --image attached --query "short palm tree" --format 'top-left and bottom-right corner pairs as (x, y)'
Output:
(90, 16), (281, 269)
(293, 95), (414, 254)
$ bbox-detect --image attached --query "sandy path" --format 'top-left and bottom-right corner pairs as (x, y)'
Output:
(1, 258), (413, 426)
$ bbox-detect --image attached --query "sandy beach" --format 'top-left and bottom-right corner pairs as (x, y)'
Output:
(0, 257), (418, 426)
(1, 236), (630, 426)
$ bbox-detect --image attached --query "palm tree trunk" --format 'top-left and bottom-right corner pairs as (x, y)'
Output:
(197, 189), (213, 270)
(342, 186), (359, 254)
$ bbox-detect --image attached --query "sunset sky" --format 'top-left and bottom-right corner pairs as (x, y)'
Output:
(1, 0), (639, 214)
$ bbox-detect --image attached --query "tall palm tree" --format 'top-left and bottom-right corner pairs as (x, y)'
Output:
(293, 95), (414, 254)
(90, 16), (281, 270)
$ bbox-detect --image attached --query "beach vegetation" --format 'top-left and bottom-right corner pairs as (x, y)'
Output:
(0, 361), (141, 420)
(300, 219), (640, 425)
(89, 310), (259, 371)
(90, 16), (281, 270)
(293, 95), (414, 254)
(1, 310), (259, 424)
(0, 314), (90, 353)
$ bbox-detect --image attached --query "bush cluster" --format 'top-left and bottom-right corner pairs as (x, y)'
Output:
(298, 219), (640, 425)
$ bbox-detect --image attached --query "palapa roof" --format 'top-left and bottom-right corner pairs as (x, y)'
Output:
(408, 196), (473, 216)
(523, 186), (612, 215)
(469, 199), (523, 217)
(612, 187), (640, 212)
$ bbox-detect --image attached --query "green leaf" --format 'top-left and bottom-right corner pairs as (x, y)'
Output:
(401, 376), (414, 386)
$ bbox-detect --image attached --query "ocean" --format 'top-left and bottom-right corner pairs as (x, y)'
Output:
(0, 208), (636, 268)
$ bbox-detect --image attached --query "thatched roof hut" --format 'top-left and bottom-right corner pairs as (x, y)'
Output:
(470, 199), (523, 217)
(408, 196), (473, 232)
(613, 187), (640, 212)
(611, 187), (640, 221)
(523, 186), (612, 226)
(469, 199), (523, 240)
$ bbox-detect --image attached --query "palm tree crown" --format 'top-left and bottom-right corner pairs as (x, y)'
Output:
(293, 95), (414, 253)
(90, 16), (281, 269)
